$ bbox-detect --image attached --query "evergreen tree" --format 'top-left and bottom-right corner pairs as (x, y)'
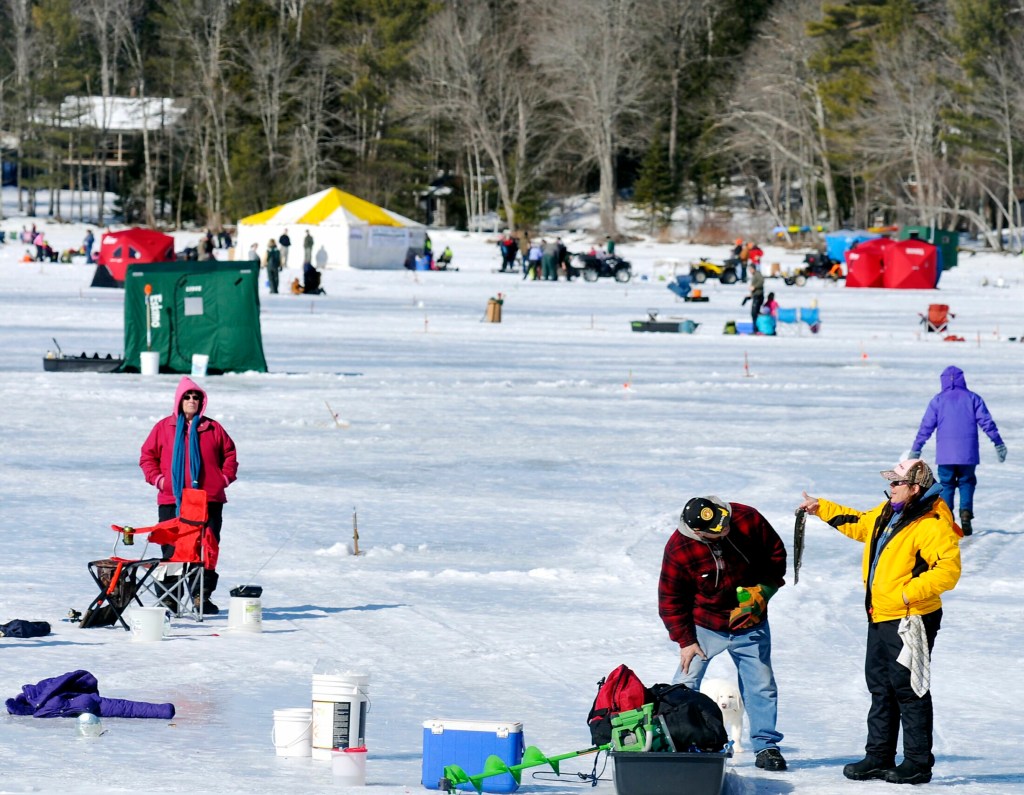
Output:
(633, 129), (680, 234)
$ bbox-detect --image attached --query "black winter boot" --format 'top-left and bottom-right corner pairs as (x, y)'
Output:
(883, 759), (932, 785)
(960, 509), (973, 536)
(193, 594), (219, 615)
(843, 755), (895, 781)
(754, 748), (787, 771)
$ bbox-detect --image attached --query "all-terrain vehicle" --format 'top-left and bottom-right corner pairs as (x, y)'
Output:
(690, 257), (738, 284)
(782, 251), (844, 285)
(570, 252), (632, 282)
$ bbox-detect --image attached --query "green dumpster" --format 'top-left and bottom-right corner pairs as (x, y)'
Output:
(899, 226), (959, 270)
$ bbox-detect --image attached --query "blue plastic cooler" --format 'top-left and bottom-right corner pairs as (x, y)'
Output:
(422, 719), (524, 793)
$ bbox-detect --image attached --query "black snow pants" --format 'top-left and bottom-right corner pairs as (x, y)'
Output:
(863, 610), (941, 768)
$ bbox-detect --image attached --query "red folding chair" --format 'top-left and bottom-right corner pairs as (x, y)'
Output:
(919, 303), (953, 333)
(82, 489), (218, 629)
(137, 489), (219, 622)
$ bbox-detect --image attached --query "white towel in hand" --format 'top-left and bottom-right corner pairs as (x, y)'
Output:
(897, 614), (930, 697)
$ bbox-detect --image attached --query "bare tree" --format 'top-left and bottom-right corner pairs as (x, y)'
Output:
(277, 0), (312, 42)
(528, 0), (651, 236)
(159, 0), (237, 227)
(719, 0), (840, 228)
(115, 0), (159, 226)
(408, 2), (548, 230)
(287, 46), (334, 196)
(239, 27), (296, 183)
(856, 27), (951, 228)
(5, 0), (34, 215)
(79, 0), (136, 225)
(944, 30), (1024, 250)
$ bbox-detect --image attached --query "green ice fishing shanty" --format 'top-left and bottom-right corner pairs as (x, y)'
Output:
(122, 260), (268, 374)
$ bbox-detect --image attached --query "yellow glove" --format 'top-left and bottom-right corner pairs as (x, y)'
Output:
(728, 584), (778, 631)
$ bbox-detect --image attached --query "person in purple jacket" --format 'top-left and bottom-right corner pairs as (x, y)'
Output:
(910, 366), (1006, 535)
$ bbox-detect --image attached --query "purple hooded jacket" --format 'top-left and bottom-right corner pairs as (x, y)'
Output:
(912, 366), (1003, 465)
(5, 670), (175, 719)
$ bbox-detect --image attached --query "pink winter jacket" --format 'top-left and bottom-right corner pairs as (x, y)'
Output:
(139, 376), (238, 505)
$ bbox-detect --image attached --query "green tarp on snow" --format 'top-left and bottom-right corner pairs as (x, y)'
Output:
(122, 261), (267, 374)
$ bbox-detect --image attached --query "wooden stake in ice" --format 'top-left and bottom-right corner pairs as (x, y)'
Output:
(324, 400), (350, 428)
(352, 508), (361, 555)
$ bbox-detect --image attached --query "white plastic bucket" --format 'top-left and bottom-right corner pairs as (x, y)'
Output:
(272, 708), (312, 757)
(311, 673), (369, 761)
(129, 606), (167, 642)
(191, 353), (209, 377)
(228, 596), (262, 632)
(332, 746), (367, 785)
(139, 351), (160, 376)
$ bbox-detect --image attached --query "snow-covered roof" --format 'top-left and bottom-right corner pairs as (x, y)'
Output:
(53, 96), (187, 132)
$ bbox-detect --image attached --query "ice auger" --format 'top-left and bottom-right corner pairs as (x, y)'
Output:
(439, 705), (669, 793)
(440, 744), (608, 793)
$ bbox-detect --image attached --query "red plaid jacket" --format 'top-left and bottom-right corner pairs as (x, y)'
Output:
(658, 503), (787, 647)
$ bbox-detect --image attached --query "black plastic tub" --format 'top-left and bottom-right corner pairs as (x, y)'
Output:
(611, 751), (727, 795)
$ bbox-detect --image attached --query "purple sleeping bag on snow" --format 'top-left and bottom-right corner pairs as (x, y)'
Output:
(5, 670), (175, 719)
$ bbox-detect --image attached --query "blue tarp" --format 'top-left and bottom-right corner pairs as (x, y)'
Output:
(825, 230), (880, 263)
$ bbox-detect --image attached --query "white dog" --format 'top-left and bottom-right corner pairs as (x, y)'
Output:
(701, 678), (745, 753)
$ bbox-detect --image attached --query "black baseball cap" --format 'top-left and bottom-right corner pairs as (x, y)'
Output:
(681, 497), (730, 535)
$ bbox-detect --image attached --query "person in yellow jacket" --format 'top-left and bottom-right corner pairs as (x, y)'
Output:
(798, 459), (960, 786)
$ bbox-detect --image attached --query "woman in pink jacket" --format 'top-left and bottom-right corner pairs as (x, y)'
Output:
(139, 376), (238, 614)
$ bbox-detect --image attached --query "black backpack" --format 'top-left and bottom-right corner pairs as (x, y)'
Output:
(649, 682), (728, 753)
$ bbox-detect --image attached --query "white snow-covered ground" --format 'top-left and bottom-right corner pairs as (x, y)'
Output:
(1, 204), (1023, 794)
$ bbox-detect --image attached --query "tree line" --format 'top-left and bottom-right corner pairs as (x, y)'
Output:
(1, 0), (1021, 250)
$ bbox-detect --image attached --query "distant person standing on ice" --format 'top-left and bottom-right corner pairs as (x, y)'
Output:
(303, 230), (314, 265)
(909, 366), (1006, 535)
(732, 238), (748, 282)
(747, 263), (764, 330)
(517, 232), (531, 270)
(278, 229), (291, 269)
(33, 230), (46, 261)
(498, 231), (517, 272)
(139, 377), (237, 616)
(83, 229), (95, 262)
(265, 238), (282, 294)
(524, 240), (542, 280)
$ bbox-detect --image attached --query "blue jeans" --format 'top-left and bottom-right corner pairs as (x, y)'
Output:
(672, 621), (783, 753)
(937, 464), (976, 513)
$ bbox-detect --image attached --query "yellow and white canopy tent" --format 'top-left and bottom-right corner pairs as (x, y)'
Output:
(235, 187), (426, 270)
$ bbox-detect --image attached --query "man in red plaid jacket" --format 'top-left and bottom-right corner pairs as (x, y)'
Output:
(658, 495), (787, 770)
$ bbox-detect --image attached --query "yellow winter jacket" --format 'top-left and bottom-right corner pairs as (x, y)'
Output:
(817, 490), (960, 622)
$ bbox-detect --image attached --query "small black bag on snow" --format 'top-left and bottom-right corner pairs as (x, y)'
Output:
(0, 620), (51, 638)
(586, 664), (653, 745)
